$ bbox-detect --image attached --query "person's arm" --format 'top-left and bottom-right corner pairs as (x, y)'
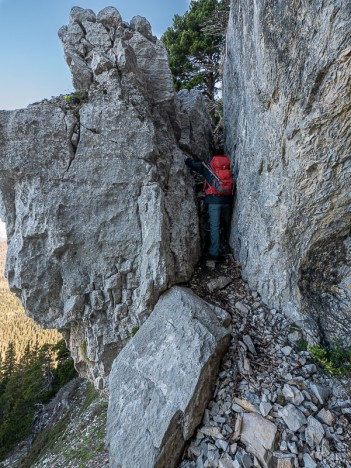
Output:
(185, 158), (214, 180)
(185, 158), (204, 175)
(186, 158), (216, 187)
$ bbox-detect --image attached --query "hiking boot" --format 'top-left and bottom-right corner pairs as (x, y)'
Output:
(203, 252), (224, 262)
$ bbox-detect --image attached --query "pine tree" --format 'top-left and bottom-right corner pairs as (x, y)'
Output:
(0, 340), (77, 460)
(51, 339), (77, 392)
(162, 0), (230, 102)
(2, 342), (16, 379)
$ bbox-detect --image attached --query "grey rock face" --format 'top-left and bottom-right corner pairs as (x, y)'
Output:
(177, 89), (214, 161)
(282, 384), (304, 406)
(305, 415), (325, 449)
(224, 0), (351, 343)
(240, 412), (277, 467)
(106, 286), (231, 468)
(0, 7), (212, 388)
(279, 404), (307, 432)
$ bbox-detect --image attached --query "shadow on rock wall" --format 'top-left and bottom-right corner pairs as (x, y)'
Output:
(224, 0), (351, 344)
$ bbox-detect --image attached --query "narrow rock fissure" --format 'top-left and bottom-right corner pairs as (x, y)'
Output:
(1, 2), (350, 466)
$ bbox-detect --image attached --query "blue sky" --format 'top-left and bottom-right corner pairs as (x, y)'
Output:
(0, 0), (188, 111)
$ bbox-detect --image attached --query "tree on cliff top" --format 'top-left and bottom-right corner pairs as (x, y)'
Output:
(162, 0), (230, 103)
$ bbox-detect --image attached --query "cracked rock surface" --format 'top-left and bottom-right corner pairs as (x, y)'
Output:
(0, 7), (212, 388)
(224, 0), (351, 344)
(107, 286), (231, 468)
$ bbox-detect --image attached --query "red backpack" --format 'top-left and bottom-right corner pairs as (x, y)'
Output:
(204, 155), (234, 196)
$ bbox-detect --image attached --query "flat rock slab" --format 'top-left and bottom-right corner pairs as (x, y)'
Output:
(279, 403), (307, 432)
(107, 286), (231, 468)
(207, 276), (232, 292)
(241, 412), (278, 468)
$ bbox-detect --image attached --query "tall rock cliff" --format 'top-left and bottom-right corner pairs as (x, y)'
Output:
(0, 7), (212, 388)
(224, 0), (351, 344)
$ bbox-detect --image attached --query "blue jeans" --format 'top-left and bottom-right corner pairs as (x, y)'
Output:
(207, 204), (232, 257)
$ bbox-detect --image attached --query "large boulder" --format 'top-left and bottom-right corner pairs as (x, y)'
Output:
(0, 7), (212, 388)
(224, 0), (351, 343)
(106, 286), (231, 468)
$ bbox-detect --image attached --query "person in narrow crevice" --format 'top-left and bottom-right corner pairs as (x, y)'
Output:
(185, 150), (234, 261)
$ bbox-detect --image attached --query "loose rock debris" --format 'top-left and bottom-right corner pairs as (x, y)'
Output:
(181, 254), (351, 468)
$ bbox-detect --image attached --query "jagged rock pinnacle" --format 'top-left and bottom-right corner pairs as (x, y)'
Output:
(0, 6), (213, 388)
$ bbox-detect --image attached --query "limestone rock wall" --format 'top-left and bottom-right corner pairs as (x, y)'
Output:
(0, 7), (212, 388)
(224, 0), (351, 343)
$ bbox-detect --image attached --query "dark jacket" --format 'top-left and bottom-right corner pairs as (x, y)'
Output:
(185, 157), (233, 205)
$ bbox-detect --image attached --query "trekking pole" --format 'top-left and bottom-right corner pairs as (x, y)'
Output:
(201, 162), (221, 183)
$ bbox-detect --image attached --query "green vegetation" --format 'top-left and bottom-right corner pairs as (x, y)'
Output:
(20, 381), (107, 467)
(0, 288), (60, 360)
(0, 241), (61, 362)
(63, 90), (88, 105)
(131, 326), (139, 337)
(81, 382), (98, 413)
(0, 339), (77, 460)
(296, 338), (308, 352)
(62, 90), (88, 119)
(19, 412), (71, 468)
(309, 341), (351, 376)
(0, 241), (77, 461)
(287, 325), (307, 352)
(162, 0), (230, 102)
(79, 341), (94, 365)
(65, 427), (106, 468)
(276, 395), (286, 406)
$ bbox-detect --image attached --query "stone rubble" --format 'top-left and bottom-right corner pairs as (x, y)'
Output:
(180, 255), (351, 468)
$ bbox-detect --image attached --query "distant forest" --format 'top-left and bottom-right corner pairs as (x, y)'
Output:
(0, 241), (61, 362)
(0, 241), (77, 460)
